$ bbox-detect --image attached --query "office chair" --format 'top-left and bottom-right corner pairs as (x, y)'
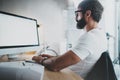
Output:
(85, 51), (117, 80)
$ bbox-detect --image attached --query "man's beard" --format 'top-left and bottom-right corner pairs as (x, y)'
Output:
(76, 17), (86, 29)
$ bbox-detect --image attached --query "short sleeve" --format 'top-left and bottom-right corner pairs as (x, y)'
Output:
(71, 45), (90, 60)
(71, 33), (92, 60)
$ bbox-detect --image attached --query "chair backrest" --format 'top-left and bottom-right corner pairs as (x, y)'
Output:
(85, 52), (117, 80)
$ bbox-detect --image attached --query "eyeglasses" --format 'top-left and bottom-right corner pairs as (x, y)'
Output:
(75, 10), (83, 14)
(75, 10), (83, 13)
(75, 10), (83, 21)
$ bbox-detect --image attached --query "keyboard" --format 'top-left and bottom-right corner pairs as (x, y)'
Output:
(0, 61), (44, 80)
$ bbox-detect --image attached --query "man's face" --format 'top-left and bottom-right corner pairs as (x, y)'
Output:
(75, 10), (86, 29)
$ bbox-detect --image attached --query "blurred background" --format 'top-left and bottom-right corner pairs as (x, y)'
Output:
(0, 0), (119, 60)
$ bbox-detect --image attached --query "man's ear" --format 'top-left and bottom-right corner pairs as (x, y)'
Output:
(85, 10), (91, 17)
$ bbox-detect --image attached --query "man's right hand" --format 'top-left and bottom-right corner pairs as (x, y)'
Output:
(32, 54), (54, 64)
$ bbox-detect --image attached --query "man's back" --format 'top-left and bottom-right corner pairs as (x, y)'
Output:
(70, 27), (107, 78)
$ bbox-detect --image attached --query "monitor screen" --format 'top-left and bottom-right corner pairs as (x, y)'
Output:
(0, 11), (40, 56)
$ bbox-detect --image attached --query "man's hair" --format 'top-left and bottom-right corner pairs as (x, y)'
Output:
(78, 0), (104, 22)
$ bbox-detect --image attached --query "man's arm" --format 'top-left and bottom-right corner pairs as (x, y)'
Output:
(32, 50), (81, 71)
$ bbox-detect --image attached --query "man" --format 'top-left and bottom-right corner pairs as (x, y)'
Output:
(32, 0), (107, 78)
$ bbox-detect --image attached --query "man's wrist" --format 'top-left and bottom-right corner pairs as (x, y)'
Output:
(40, 57), (47, 65)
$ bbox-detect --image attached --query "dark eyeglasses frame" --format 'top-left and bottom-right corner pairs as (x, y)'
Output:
(75, 10), (83, 14)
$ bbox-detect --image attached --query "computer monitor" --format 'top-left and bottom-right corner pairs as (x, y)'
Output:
(0, 11), (40, 56)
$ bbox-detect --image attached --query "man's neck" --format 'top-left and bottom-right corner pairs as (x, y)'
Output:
(86, 22), (98, 32)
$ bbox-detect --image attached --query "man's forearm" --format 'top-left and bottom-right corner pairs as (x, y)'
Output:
(42, 50), (81, 71)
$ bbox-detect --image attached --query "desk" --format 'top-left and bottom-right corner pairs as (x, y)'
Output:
(0, 51), (84, 80)
(44, 68), (83, 80)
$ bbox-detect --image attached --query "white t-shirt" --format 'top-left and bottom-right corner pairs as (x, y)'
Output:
(69, 27), (107, 78)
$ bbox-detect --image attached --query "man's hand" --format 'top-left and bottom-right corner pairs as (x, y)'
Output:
(40, 54), (54, 58)
(32, 54), (54, 64)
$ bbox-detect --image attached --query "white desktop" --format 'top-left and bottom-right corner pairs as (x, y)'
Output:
(0, 11), (44, 80)
(0, 11), (40, 56)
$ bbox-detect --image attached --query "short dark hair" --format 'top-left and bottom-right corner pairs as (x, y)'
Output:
(78, 0), (104, 22)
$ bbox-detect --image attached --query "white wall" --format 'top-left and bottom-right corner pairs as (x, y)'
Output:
(118, 1), (120, 58)
(0, 0), (68, 54)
